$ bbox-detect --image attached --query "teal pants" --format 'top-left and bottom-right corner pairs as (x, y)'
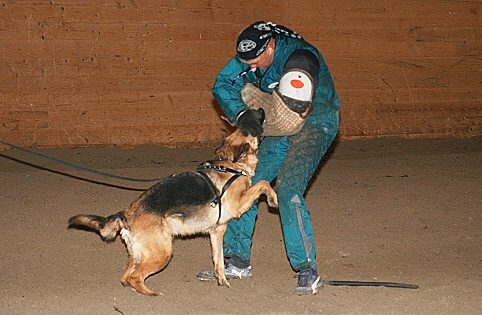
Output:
(223, 115), (339, 271)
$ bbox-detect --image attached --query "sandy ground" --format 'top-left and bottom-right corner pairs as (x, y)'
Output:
(0, 136), (480, 315)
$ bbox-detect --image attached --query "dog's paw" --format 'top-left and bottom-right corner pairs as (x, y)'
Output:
(218, 279), (231, 288)
(216, 275), (231, 288)
(267, 193), (279, 208)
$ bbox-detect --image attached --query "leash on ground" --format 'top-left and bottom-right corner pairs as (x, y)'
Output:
(293, 273), (419, 289)
(323, 280), (419, 289)
(0, 139), (164, 183)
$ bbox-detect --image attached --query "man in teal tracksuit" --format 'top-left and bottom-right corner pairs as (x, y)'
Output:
(198, 21), (340, 295)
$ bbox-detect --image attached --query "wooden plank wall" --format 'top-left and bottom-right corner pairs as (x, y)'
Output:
(0, 0), (480, 149)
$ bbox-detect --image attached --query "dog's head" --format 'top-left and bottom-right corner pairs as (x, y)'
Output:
(215, 129), (259, 176)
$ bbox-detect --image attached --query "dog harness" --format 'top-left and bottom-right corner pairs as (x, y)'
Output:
(196, 164), (247, 224)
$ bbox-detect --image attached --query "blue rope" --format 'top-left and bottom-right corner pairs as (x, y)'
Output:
(0, 139), (164, 183)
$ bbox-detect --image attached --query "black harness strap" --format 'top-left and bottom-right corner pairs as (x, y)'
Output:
(196, 165), (246, 224)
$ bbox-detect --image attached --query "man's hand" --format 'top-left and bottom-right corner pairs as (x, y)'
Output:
(236, 108), (265, 137)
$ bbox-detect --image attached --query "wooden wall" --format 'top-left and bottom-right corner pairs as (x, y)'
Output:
(0, 0), (480, 149)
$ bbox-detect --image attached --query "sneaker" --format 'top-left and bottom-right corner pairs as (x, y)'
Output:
(197, 256), (253, 281)
(294, 267), (323, 295)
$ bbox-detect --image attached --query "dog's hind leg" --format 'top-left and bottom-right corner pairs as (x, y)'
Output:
(209, 224), (230, 288)
(120, 255), (135, 290)
(121, 227), (173, 296)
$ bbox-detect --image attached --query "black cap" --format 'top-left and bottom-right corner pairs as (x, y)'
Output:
(236, 21), (273, 61)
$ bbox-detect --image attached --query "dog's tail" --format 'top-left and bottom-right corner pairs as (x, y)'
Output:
(68, 212), (127, 242)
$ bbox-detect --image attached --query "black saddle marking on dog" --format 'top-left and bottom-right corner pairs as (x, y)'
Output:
(142, 172), (217, 217)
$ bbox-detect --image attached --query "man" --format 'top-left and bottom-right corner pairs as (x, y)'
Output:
(198, 21), (340, 295)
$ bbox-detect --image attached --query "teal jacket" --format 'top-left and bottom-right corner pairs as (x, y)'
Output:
(212, 35), (341, 127)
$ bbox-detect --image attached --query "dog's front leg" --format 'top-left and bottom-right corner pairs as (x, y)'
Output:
(234, 180), (278, 218)
(209, 224), (230, 288)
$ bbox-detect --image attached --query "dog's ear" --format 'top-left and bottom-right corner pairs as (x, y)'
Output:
(215, 128), (259, 161)
(216, 142), (247, 162)
(215, 129), (242, 161)
(232, 143), (249, 162)
(215, 140), (233, 161)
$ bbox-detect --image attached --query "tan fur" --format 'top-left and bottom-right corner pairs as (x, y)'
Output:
(68, 129), (278, 296)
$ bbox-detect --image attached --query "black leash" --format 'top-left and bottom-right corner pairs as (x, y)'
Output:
(0, 139), (164, 183)
(324, 280), (419, 289)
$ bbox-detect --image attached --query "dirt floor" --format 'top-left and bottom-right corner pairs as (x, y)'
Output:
(0, 136), (480, 315)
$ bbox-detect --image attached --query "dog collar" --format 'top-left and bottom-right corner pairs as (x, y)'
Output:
(197, 164), (247, 177)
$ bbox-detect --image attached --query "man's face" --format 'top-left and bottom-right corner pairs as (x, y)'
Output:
(239, 42), (275, 70)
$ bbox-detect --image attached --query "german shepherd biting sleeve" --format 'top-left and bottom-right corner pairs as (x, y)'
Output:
(68, 129), (278, 296)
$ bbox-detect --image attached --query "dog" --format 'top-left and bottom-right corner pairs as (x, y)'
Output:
(68, 129), (278, 296)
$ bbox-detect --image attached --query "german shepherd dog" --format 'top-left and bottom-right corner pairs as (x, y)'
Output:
(68, 129), (278, 296)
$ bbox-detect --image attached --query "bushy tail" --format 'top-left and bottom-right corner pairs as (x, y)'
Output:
(68, 212), (126, 242)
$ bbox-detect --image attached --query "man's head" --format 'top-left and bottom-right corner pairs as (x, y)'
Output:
(236, 21), (276, 69)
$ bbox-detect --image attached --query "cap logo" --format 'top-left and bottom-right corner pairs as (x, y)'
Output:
(237, 39), (257, 53)
(254, 22), (272, 32)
